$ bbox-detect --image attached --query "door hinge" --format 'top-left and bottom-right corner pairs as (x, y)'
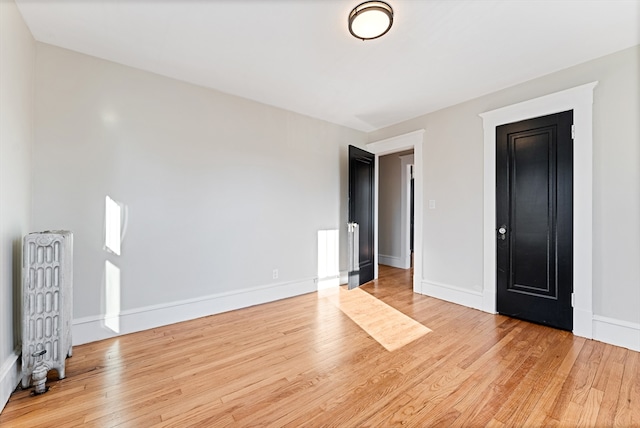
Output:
(571, 292), (575, 307)
(571, 124), (575, 139)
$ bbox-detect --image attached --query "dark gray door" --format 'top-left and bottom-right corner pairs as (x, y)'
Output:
(496, 110), (573, 331)
(348, 145), (375, 289)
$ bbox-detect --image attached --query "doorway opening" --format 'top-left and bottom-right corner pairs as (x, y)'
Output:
(366, 130), (425, 293)
(378, 150), (414, 270)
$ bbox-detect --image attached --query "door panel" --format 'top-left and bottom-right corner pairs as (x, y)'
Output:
(496, 110), (573, 331)
(348, 145), (375, 288)
(511, 130), (556, 297)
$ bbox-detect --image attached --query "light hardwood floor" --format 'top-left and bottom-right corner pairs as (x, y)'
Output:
(1, 265), (639, 427)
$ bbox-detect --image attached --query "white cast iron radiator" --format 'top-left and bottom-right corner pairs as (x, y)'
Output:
(21, 231), (73, 388)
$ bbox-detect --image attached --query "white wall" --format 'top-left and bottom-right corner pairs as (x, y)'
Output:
(0, 0), (35, 412)
(369, 45), (640, 348)
(32, 43), (366, 344)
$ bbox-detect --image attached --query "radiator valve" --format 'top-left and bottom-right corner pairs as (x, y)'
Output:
(31, 349), (50, 395)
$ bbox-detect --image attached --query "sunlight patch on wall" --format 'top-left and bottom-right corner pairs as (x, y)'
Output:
(104, 260), (121, 333)
(317, 229), (339, 289)
(104, 195), (126, 334)
(104, 195), (122, 255)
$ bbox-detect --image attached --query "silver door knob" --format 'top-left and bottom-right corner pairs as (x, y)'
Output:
(498, 227), (506, 235)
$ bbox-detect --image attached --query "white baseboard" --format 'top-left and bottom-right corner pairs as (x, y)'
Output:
(73, 277), (317, 346)
(592, 315), (640, 352)
(420, 280), (484, 311)
(0, 348), (20, 415)
(378, 254), (409, 269)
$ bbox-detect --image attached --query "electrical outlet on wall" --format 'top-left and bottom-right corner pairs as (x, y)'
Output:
(272, 269), (279, 279)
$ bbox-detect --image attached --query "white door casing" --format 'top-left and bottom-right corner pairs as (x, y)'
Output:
(480, 82), (597, 339)
(367, 130), (425, 293)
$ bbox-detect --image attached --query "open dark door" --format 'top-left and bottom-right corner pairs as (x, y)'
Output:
(496, 110), (573, 331)
(348, 145), (375, 289)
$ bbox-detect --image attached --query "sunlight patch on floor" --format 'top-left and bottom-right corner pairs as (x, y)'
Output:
(319, 286), (431, 352)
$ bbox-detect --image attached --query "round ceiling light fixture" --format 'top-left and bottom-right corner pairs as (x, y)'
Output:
(348, 1), (394, 40)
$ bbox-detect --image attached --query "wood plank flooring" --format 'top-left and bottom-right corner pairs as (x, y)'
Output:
(1, 265), (639, 427)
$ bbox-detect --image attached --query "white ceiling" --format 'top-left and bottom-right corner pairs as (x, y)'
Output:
(15, 0), (640, 132)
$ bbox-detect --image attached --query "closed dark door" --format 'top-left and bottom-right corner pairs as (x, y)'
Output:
(496, 110), (573, 331)
(348, 145), (375, 288)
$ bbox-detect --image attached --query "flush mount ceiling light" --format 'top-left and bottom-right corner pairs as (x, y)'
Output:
(348, 1), (394, 40)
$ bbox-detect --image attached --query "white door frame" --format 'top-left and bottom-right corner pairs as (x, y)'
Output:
(480, 82), (597, 339)
(367, 130), (425, 293)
